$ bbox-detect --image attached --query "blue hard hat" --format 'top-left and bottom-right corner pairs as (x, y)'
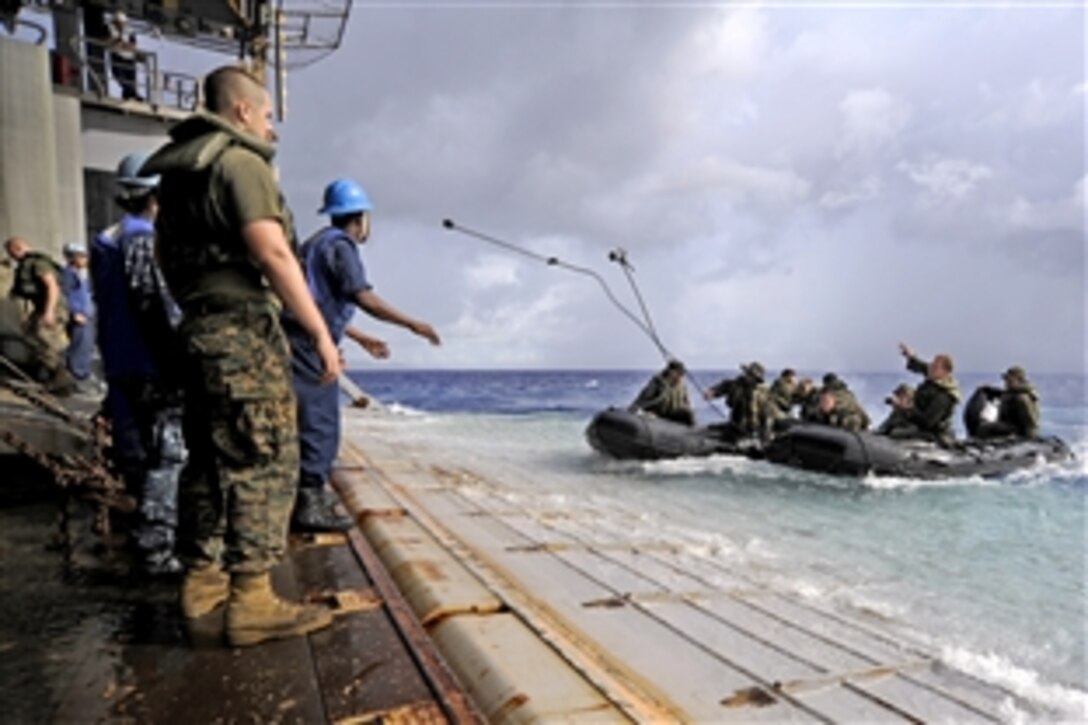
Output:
(117, 152), (159, 189)
(319, 178), (372, 216)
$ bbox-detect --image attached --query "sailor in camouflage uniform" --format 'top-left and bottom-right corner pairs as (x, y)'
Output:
(143, 66), (342, 647)
(3, 236), (73, 393)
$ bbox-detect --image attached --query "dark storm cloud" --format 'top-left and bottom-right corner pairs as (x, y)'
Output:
(270, 5), (1084, 373)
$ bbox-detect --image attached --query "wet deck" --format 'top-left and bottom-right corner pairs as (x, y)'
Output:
(0, 458), (480, 724)
(336, 408), (1051, 723)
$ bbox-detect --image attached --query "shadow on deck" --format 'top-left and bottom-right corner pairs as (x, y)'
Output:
(0, 461), (481, 724)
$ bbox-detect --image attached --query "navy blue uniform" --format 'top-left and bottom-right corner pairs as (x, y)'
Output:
(282, 227), (370, 488)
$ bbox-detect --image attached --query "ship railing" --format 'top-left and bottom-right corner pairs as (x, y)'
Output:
(64, 35), (201, 113)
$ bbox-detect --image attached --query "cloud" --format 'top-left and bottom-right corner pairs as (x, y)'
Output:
(837, 88), (912, 158)
(897, 156), (994, 201)
(275, 5), (1084, 373)
(819, 176), (883, 210)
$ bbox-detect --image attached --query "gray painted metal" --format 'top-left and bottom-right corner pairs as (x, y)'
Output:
(52, 93), (85, 246)
(80, 105), (172, 171)
(0, 37), (64, 256)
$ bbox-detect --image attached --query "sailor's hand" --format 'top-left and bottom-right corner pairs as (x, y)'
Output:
(41, 312), (57, 328)
(411, 321), (441, 346)
(360, 337), (390, 360)
(72, 313), (87, 325)
(898, 342), (913, 359)
(316, 335), (344, 384)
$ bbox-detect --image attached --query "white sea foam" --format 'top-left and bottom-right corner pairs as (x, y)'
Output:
(940, 646), (1088, 720)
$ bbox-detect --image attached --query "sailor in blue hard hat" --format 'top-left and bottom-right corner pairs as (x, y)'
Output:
(282, 177), (441, 532)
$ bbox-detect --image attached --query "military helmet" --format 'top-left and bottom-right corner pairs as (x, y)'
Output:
(741, 361), (765, 381)
(320, 178), (373, 217)
(892, 383), (914, 398)
(1003, 365), (1027, 382)
(117, 152), (160, 189)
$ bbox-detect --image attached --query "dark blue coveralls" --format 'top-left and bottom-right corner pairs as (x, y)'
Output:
(61, 264), (95, 380)
(92, 214), (184, 565)
(282, 227), (371, 490)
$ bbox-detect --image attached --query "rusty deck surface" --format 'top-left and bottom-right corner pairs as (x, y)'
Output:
(0, 457), (481, 725)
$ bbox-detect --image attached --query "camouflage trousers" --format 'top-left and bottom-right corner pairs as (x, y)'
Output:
(176, 304), (299, 574)
(25, 314), (68, 379)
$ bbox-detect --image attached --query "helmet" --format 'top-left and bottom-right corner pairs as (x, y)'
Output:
(117, 152), (160, 189)
(319, 178), (372, 216)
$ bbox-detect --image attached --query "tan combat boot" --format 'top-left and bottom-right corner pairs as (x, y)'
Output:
(180, 564), (230, 619)
(225, 572), (333, 647)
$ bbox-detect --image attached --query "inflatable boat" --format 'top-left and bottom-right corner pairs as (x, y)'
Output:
(585, 408), (761, 461)
(763, 423), (1072, 479)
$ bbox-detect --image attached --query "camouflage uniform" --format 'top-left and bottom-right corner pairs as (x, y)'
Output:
(993, 382), (1040, 438)
(144, 112), (299, 574)
(630, 371), (695, 426)
(767, 373), (796, 419)
(823, 389), (871, 432)
(976, 370), (1040, 439)
(707, 364), (770, 438)
(904, 355), (961, 444)
(10, 251), (69, 379)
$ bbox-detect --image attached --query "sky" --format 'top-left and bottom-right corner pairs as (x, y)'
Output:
(95, 2), (1088, 372)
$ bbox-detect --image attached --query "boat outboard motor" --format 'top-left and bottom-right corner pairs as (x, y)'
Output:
(964, 386), (1001, 438)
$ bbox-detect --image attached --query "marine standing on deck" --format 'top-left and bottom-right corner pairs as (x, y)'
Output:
(283, 178), (440, 532)
(91, 152), (185, 576)
(143, 66), (342, 647)
(3, 236), (73, 393)
(896, 343), (960, 445)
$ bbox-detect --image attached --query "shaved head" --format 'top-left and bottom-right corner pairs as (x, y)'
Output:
(202, 65), (276, 143)
(203, 66), (264, 114)
(4, 236), (28, 260)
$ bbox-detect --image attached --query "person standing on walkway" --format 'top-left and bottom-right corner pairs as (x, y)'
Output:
(107, 11), (141, 101)
(60, 242), (95, 384)
(4, 236), (73, 394)
(91, 152), (185, 576)
(282, 178), (440, 532)
(143, 65), (342, 647)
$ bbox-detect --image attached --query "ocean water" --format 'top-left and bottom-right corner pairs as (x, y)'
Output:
(347, 368), (1087, 717)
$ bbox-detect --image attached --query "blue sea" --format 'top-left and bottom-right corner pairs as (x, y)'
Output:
(347, 368), (1087, 717)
